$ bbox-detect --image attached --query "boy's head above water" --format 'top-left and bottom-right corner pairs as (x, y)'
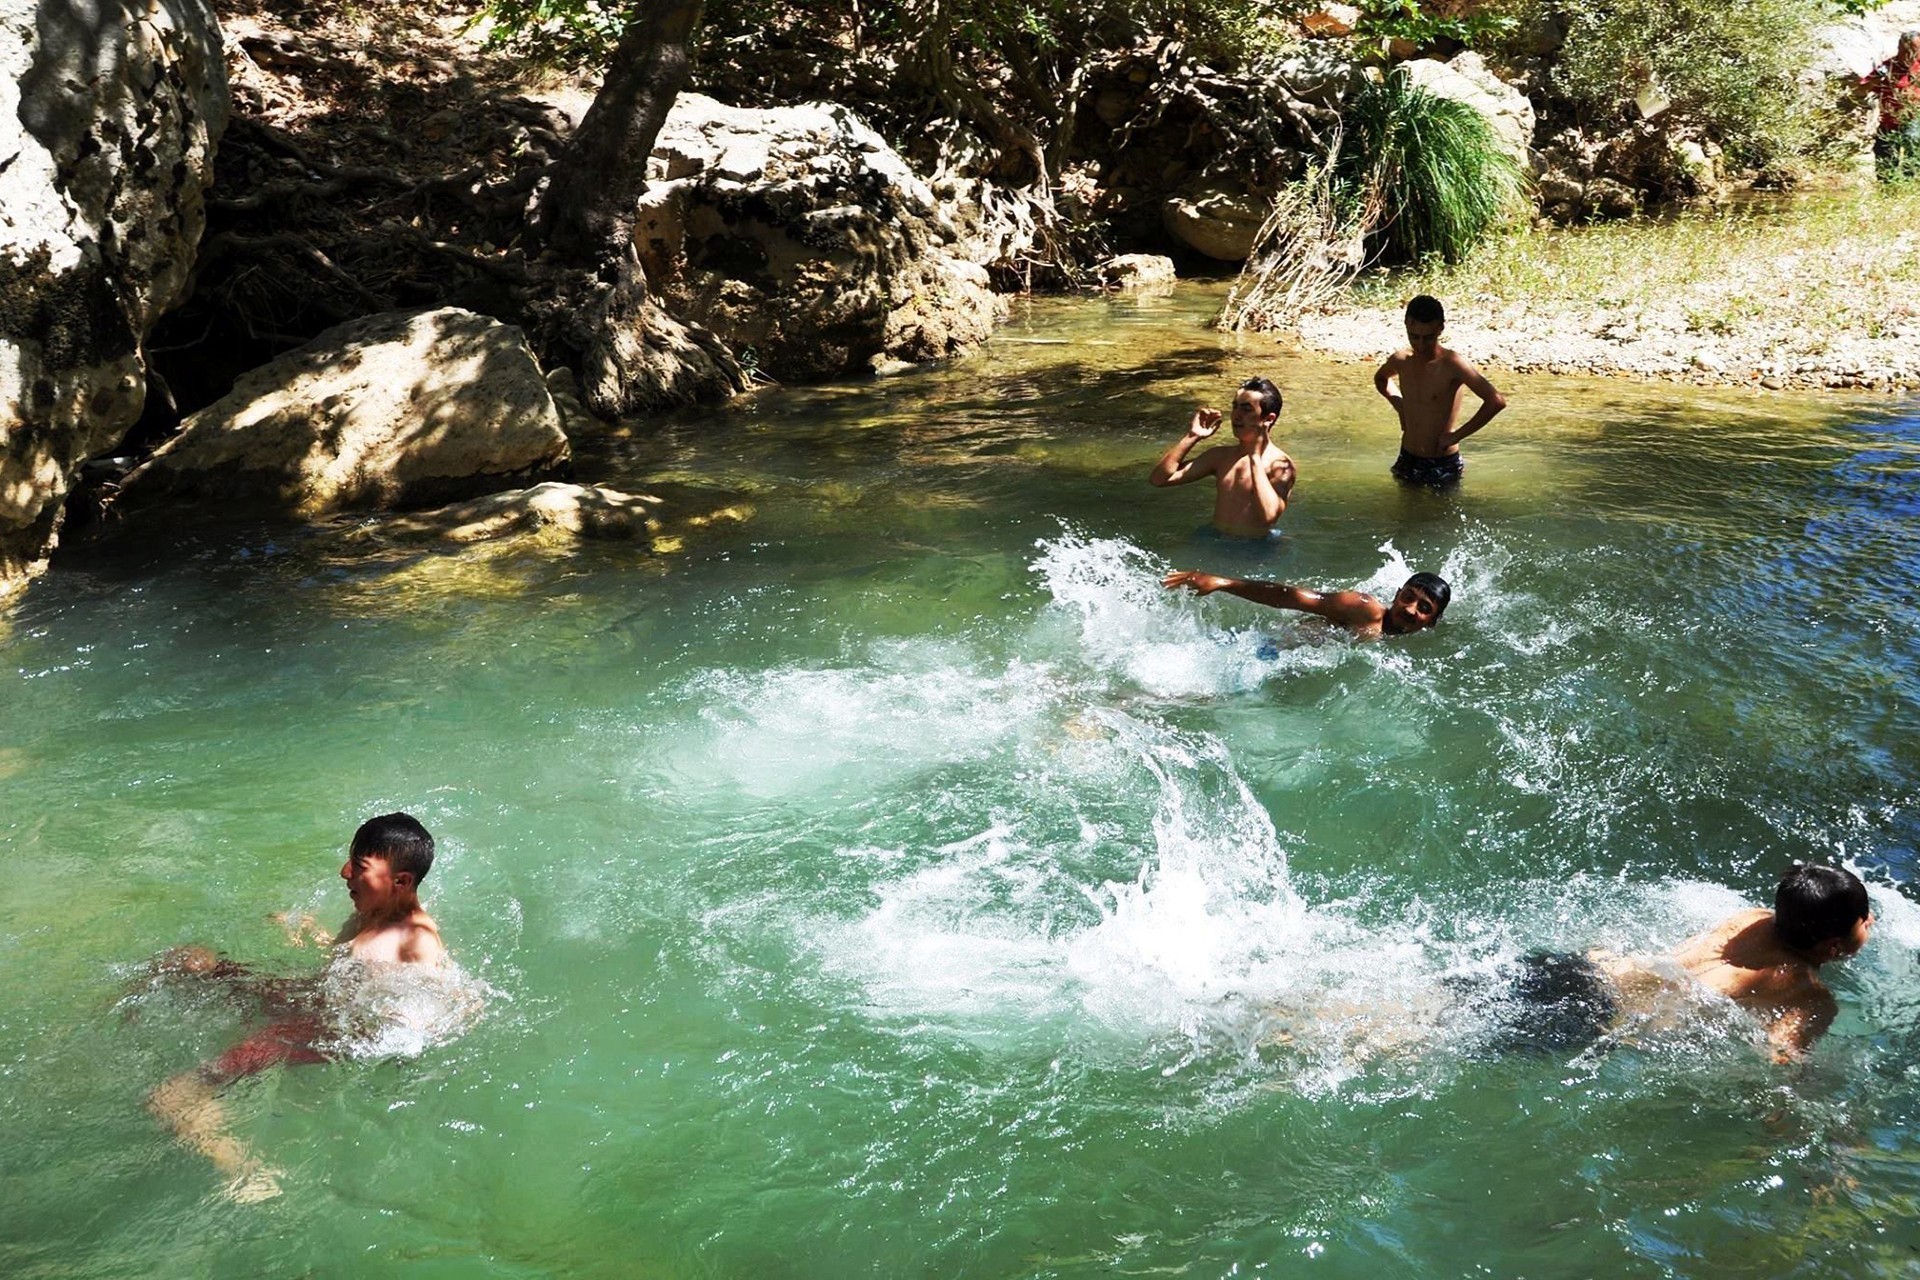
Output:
(343, 812), (435, 914)
(1774, 863), (1871, 959)
(1404, 294), (1446, 355)
(1386, 572), (1451, 633)
(1230, 376), (1282, 437)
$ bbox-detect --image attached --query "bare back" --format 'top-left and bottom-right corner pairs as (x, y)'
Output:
(1598, 909), (1835, 1057)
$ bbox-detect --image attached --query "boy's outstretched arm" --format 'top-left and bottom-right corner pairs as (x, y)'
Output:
(1163, 571), (1384, 627)
(1149, 408), (1222, 486)
(1440, 358), (1507, 447)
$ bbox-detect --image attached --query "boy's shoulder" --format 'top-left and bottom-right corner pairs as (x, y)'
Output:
(346, 910), (447, 965)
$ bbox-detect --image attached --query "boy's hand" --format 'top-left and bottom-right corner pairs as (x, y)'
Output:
(1189, 408), (1221, 438)
(1163, 570), (1229, 596)
(270, 912), (330, 948)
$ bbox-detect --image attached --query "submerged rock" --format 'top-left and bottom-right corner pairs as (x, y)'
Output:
(0, 0), (228, 601)
(378, 482), (661, 544)
(112, 308), (568, 522)
(633, 94), (1007, 381)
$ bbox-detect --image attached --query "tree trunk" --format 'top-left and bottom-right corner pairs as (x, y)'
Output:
(528, 0), (744, 418)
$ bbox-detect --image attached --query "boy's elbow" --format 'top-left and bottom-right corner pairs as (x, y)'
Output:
(1147, 471), (1171, 487)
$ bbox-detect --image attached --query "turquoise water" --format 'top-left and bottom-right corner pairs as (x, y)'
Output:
(4, 286), (1920, 1276)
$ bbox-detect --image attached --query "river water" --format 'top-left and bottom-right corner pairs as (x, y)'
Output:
(4, 287), (1920, 1276)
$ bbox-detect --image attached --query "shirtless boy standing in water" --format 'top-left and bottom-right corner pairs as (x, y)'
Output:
(1373, 295), (1506, 487)
(1149, 376), (1297, 537)
(148, 812), (448, 1200)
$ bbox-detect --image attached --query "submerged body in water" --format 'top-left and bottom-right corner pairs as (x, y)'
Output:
(1273, 866), (1877, 1071)
(146, 813), (481, 1201)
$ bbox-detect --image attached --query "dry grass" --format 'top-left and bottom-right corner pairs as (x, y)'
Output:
(1350, 183), (1920, 327)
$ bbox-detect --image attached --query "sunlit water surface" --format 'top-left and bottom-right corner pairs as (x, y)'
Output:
(4, 287), (1920, 1277)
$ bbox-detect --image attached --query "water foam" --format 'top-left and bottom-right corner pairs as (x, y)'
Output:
(1028, 530), (1349, 697)
(319, 957), (491, 1060)
(663, 529), (1859, 1092)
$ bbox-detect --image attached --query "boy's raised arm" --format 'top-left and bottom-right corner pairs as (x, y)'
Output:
(1149, 408), (1222, 486)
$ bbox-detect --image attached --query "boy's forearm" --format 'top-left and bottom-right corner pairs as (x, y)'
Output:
(1444, 399), (1505, 447)
(1149, 435), (1200, 484)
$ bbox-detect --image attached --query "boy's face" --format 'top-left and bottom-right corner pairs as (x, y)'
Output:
(1387, 582), (1442, 632)
(1405, 319), (1443, 358)
(1229, 388), (1276, 438)
(341, 852), (413, 914)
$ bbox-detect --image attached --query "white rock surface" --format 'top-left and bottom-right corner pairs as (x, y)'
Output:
(0, 0), (227, 600)
(114, 309), (569, 520)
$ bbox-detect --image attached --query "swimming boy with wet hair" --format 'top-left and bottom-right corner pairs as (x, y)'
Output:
(1374, 295), (1507, 487)
(1149, 376), (1298, 537)
(147, 812), (450, 1200)
(1587, 863), (1873, 1061)
(1161, 568), (1450, 637)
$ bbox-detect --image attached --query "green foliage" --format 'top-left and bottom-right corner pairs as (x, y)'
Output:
(1540, 0), (1831, 169)
(477, 0), (628, 68)
(1353, 0), (1518, 51)
(476, 0), (1310, 73)
(1336, 68), (1528, 263)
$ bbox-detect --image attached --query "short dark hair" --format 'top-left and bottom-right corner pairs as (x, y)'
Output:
(1773, 864), (1868, 952)
(1239, 376), (1282, 418)
(351, 812), (436, 883)
(1404, 571), (1451, 620)
(1406, 295), (1445, 326)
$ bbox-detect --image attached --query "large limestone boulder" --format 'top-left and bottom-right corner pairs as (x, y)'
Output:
(0, 0), (228, 601)
(633, 94), (1007, 382)
(1401, 52), (1536, 167)
(1811, 0), (1920, 76)
(1162, 184), (1269, 262)
(112, 309), (569, 521)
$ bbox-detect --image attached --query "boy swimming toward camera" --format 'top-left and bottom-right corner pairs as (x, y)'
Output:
(1161, 568), (1451, 638)
(147, 813), (451, 1201)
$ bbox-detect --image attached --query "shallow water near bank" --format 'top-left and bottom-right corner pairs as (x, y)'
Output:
(5, 285), (1920, 1276)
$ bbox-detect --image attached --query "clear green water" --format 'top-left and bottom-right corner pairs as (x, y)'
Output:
(4, 287), (1920, 1277)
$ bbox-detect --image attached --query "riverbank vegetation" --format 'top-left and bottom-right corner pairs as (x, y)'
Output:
(149, 0), (1920, 416)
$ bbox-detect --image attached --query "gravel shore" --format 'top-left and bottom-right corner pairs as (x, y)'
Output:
(1295, 219), (1920, 393)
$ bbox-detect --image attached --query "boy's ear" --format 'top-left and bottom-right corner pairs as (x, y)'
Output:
(394, 870), (417, 891)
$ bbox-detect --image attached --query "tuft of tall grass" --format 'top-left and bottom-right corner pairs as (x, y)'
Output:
(1337, 68), (1528, 265)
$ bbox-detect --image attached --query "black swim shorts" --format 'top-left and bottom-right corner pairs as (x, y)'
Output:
(1482, 951), (1619, 1055)
(1392, 449), (1465, 487)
